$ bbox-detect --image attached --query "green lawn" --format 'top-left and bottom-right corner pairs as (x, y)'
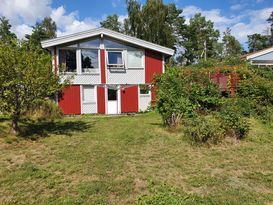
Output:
(0, 112), (273, 205)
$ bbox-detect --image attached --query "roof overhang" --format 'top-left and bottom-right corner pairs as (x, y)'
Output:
(41, 28), (174, 56)
(246, 46), (273, 60)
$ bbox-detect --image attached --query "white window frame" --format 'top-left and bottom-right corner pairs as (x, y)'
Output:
(127, 49), (144, 69)
(139, 84), (151, 96)
(80, 48), (100, 74)
(106, 50), (125, 68)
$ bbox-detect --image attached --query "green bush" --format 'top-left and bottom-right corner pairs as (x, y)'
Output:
(183, 115), (224, 144)
(155, 67), (221, 128)
(219, 101), (249, 139)
(26, 99), (63, 121)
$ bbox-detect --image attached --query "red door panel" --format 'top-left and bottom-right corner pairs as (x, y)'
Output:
(121, 86), (138, 113)
(58, 85), (81, 114)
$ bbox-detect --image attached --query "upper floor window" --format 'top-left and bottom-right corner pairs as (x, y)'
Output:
(107, 51), (124, 68)
(59, 49), (77, 73)
(79, 39), (100, 48)
(127, 50), (144, 68)
(81, 49), (99, 73)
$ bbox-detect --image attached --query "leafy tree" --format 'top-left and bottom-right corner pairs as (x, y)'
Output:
(26, 17), (57, 48)
(180, 13), (220, 64)
(100, 14), (122, 32)
(267, 11), (273, 45)
(0, 16), (17, 43)
(124, 0), (185, 48)
(222, 28), (242, 57)
(247, 33), (270, 52)
(124, 0), (143, 36)
(0, 41), (63, 134)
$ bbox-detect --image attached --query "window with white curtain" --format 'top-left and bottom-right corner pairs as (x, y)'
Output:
(127, 50), (144, 68)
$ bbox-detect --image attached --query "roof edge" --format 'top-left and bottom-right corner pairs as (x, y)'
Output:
(41, 28), (174, 56)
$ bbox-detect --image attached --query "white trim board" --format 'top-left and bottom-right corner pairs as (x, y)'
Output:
(41, 28), (174, 56)
(246, 46), (273, 60)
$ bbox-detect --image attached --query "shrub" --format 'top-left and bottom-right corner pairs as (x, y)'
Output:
(26, 99), (63, 121)
(183, 115), (224, 144)
(219, 101), (249, 139)
(155, 67), (221, 128)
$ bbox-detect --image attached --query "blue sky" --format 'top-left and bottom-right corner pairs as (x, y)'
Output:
(0, 0), (272, 48)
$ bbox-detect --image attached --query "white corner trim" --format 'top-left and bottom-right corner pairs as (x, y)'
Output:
(41, 28), (174, 56)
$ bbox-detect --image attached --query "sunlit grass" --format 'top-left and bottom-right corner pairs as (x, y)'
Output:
(0, 112), (273, 204)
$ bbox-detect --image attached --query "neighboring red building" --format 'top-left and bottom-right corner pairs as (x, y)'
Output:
(41, 28), (174, 114)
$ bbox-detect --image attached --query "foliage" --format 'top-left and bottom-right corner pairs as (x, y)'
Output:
(222, 28), (242, 58)
(247, 33), (270, 52)
(26, 99), (63, 122)
(25, 17), (57, 48)
(100, 14), (122, 32)
(0, 16), (17, 43)
(0, 40), (64, 133)
(180, 13), (220, 64)
(116, 0), (185, 48)
(183, 115), (224, 144)
(155, 67), (221, 128)
(219, 100), (250, 139)
(267, 11), (273, 45)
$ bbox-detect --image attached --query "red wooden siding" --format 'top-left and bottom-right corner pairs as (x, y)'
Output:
(145, 49), (163, 83)
(121, 86), (138, 113)
(58, 85), (81, 114)
(100, 49), (106, 84)
(97, 86), (106, 114)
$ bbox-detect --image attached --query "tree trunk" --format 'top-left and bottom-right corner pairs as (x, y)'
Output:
(11, 116), (19, 135)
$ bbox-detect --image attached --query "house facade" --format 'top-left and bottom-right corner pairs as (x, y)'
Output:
(41, 28), (174, 114)
(246, 46), (273, 67)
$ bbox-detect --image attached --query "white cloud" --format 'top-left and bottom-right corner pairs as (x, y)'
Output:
(182, 5), (272, 47)
(0, 0), (52, 25)
(230, 4), (244, 11)
(0, 0), (100, 39)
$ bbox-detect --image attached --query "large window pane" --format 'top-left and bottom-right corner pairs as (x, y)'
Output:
(127, 51), (143, 68)
(59, 49), (76, 72)
(108, 52), (123, 65)
(81, 49), (99, 72)
(79, 39), (100, 48)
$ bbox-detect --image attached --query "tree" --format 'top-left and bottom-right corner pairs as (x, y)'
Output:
(0, 41), (63, 134)
(267, 11), (273, 45)
(124, 0), (185, 48)
(222, 28), (242, 57)
(181, 13), (220, 64)
(124, 0), (143, 36)
(26, 17), (57, 48)
(100, 14), (122, 32)
(0, 16), (17, 43)
(247, 33), (270, 52)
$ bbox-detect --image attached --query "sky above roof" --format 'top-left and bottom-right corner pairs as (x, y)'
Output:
(0, 0), (272, 49)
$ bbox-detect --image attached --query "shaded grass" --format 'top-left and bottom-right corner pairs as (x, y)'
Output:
(0, 112), (273, 204)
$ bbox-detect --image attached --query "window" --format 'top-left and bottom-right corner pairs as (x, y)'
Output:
(79, 39), (100, 48)
(107, 51), (124, 68)
(140, 85), (150, 95)
(127, 50), (144, 68)
(59, 49), (77, 73)
(81, 49), (99, 73)
(108, 89), (117, 101)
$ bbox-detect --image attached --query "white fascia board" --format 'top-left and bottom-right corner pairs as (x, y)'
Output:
(41, 28), (174, 56)
(246, 47), (273, 60)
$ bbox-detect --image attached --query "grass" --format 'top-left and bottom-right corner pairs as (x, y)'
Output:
(0, 112), (273, 204)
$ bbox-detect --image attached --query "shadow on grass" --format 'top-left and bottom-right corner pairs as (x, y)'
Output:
(19, 120), (93, 139)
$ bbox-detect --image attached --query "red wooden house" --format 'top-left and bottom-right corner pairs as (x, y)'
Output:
(41, 28), (174, 114)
